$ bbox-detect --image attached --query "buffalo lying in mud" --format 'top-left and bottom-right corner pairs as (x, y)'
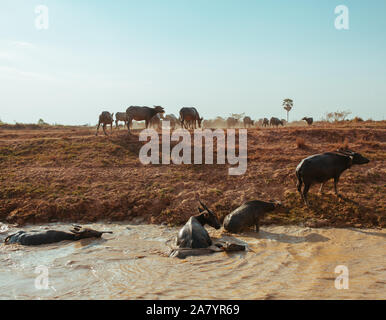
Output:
(223, 200), (282, 233)
(169, 201), (246, 259)
(296, 149), (370, 206)
(4, 226), (112, 246)
(96, 111), (114, 136)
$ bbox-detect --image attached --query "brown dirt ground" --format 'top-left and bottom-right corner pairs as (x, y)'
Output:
(0, 121), (385, 228)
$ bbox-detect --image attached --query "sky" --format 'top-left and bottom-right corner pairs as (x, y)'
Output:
(0, 0), (385, 125)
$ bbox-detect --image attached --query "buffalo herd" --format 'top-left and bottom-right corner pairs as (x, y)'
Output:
(95, 106), (315, 135)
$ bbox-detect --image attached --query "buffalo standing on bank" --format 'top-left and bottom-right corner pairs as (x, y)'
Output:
(179, 107), (203, 129)
(96, 111), (114, 136)
(126, 106), (165, 133)
(296, 149), (370, 206)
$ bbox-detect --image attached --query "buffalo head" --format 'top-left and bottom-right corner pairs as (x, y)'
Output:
(337, 149), (370, 165)
(197, 200), (221, 229)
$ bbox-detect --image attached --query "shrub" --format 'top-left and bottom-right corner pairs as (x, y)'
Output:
(296, 137), (306, 149)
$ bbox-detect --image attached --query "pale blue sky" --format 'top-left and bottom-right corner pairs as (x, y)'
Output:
(0, 0), (385, 124)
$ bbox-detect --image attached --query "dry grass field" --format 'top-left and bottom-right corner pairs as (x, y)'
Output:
(0, 121), (385, 228)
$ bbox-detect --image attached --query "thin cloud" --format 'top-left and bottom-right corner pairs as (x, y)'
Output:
(0, 52), (14, 61)
(11, 41), (36, 49)
(0, 65), (53, 81)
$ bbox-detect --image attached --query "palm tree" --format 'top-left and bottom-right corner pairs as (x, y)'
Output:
(282, 98), (293, 122)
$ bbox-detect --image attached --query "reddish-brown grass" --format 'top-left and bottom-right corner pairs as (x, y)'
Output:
(0, 121), (385, 228)
(296, 137), (306, 149)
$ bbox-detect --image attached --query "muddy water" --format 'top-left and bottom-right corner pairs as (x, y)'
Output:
(0, 222), (385, 299)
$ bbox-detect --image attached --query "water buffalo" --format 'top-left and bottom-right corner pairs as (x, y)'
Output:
(262, 118), (269, 127)
(281, 119), (287, 126)
(4, 226), (112, 246)
(243, 116), (254, 128)
(149, 113), (164, 130)
(202, 119), (213, 129)
(170, 201), (246, 258)
(270, 117), (284, 127)
(226, 117), (238, 128)
(296, 149), (370, 206)
(164, 114), (180, 130)
(126, 106), (165, 133)
(115, 112), (128, 129)
(223, 200), (282, 233)
(179, 107), (203, 129)
(96, 111), (114, 136)
(302, 117), (313, 126)
(175, 201), (221, 249)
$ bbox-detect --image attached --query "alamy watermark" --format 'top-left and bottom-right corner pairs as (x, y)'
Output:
(34, 265), (56, 291)
(34, 265), (49, 290)
(335, 5), (349, 30)
(138, 122), (248, 175)
(35, 5), (49, 30)
(334, 265), (349, 289)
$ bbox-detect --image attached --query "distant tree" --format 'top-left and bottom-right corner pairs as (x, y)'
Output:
(323, 110), (352, 122)
(37, 118), (48, 125)
(282, 98), (293, 122)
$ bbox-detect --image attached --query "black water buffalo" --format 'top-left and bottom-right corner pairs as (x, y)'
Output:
(96, 111), (114, 136)
(126, 105), (165, 133)
(179, 107), (203, 129)
(176, 201), (221, 249)
(270, 117), (284, 127)
(262, 118), (269, 127)
(243, 116), (254, 128)
(302, 117), (313, 126)
(296, 149), (370, 206)
(170, 201), (247, 258)
(223, 200), (281, 233)
(4, 226), (112, 246)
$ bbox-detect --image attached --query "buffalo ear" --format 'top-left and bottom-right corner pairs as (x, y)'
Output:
(198, 207), (204, 213)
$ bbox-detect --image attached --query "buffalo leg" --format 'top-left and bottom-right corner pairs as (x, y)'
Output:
(302, 183), (311, 206)
(296, 176), (303, 203)
(102, 124), (107, 136)
(127, 118), (132, 133)
(110, 122), (113, 134)
(255, 217), (260, 232)
(96, 122), (100, 136)
(116, 120), (119, 129)
(334, 177), (341, 198)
